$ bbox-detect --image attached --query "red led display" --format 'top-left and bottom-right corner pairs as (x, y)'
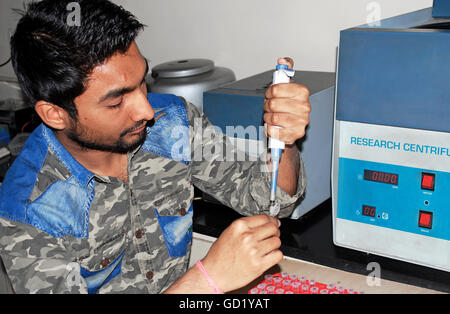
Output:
(364, 169), (399, 185)
(362, 205), (376, 217)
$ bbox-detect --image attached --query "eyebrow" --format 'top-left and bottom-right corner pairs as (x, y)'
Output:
(99, 58), (149, 103)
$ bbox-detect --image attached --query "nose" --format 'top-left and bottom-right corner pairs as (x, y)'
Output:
(129, 90), (155, 122)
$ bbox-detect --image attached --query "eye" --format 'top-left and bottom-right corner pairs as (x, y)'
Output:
(109, 102), (122, 109)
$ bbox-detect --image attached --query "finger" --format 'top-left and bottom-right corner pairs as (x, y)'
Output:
(238, 215), (280, 229)
(266, 124), (307, 144)
(251, 221), (281, 241)
(265, 83), (310, 101)
(264, 112), (310, 130)
(261, 248), (284, 268)
(277, 57), (294, 70)
(259, 236), (282, 256)
(264, 98), (311, 115)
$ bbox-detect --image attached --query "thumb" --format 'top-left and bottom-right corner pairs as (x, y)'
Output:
(277, 57), (294, 70)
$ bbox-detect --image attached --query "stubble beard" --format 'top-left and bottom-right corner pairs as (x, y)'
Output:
(65, 119), (148, 154)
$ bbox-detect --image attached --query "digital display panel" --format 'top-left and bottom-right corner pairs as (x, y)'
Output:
(364, 169), (399, 185)
(362, 205), (376, 217)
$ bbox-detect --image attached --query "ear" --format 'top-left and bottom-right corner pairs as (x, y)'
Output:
(35, 101), (70, 130)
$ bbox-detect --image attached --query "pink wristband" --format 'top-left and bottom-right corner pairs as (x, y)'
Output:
(195, 260), (224, 294)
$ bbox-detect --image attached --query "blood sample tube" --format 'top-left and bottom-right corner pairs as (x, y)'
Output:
(273, 277), (282, 286)
(266, 286), (275, 294)
(275, 288), (285, 294)
(264, 274), (273, 284)
(310, 287), (319, 294)
(301, 285), (309, 294)
(282, 279), (291, 288)
(291, 282), (300, 293)
(249, 288), (259, 294)
(257, 283), (267, 290)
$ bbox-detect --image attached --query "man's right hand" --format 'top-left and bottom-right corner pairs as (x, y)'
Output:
(201, 215), (283, 293)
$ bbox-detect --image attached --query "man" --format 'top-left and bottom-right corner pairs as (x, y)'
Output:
(0, 0), (310, 294)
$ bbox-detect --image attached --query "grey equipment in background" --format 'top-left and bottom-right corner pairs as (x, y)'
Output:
(203, 70), (336, 219)
(147, 59), (236, 111)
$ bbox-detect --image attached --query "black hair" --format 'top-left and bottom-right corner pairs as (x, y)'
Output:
(11, 0), (145, 119)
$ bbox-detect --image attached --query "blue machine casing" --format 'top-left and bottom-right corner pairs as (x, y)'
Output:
(433, 0), (450, 18)
(336, 26), (450, 133)
(204, 71), (335, 218)
(333, 5), (450, 271)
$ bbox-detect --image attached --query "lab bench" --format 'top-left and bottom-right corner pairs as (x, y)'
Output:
(191, 196), (450, 294)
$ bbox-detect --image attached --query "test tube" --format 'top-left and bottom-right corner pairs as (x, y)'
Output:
(257, 283), (267, 290)
(301, 285), (309, 294)
(273, 277), (282, 286)
(291, 282), (300, 293)
(275, 288), (285, 294)
(289, 274), (298, 281)
(327, 283), (336, 290)
(300, 277), (307, 284)
(310, 287), (319, 294)
(285, 291), (294, 294)
(337, 286), (345, 294)
(320, 289), (329, 294)
(281, 272), (289, 278)
(309, 279), (316, 286)
(266, 285), (275, 294)
(282, 279), (291, 288)
(249, 288), (259, 294)
(264, 274), (273, 284)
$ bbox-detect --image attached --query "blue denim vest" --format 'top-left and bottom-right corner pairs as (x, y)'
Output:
(0, 93), (190, 239)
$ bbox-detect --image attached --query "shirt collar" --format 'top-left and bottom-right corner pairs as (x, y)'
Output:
(41, 124), (96, 187)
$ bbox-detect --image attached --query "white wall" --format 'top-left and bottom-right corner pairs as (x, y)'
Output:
(0, 0), (32, 81)
(0, 0), (433, 81)
(115, 0), (433, 79)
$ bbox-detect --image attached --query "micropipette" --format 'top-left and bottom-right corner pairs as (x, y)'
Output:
(268, 64), (295, 216)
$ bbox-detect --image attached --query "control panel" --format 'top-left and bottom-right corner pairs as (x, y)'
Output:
(337, 158), (448, 239)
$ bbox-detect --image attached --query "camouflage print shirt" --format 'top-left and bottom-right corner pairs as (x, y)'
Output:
(0, 93), (305, 294)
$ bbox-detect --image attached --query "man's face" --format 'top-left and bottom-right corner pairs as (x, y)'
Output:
(65, 42), (154, 154)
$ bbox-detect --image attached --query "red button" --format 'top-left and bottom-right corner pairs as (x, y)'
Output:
(421, 173), (435, 191)
(419, 211), (433, 229)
